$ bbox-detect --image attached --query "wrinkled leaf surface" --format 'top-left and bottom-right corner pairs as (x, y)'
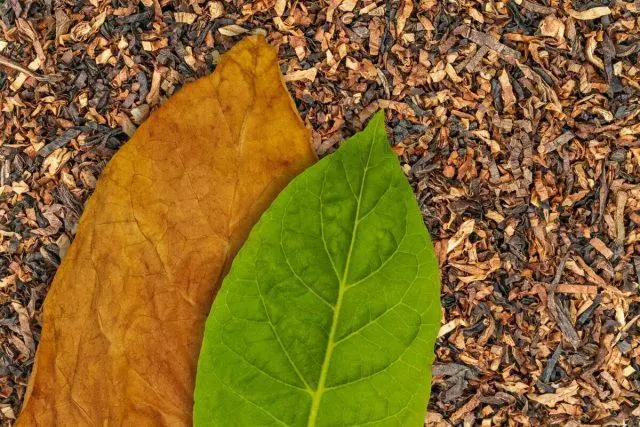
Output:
(194, 111), (441, 426)
(18, 35), (316, 426)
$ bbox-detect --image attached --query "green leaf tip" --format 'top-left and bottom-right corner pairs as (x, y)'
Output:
(194, 111), (441, 427)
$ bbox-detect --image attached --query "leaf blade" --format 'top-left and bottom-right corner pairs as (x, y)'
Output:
(18, 35), (316, 426)
(195, 111), (441, 426)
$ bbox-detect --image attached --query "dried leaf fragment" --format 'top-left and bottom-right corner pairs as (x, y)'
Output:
(539, 16), (565, 40)
(218, 25), (249, 37)
(447, 219), (475, 253)
(396, 0), (413, 36)
(17, 36), (316, 426)
(456, 25), (521, 64)
(528, 381), (580, 407)
(516, 0), (555, 14)
(499, 69), (516, 111)
(568, 6), (611, 20)
(274, 0), (287, 16)
(208, 1), (224, 19)
(70, 11), (106, 42)
(174, 12), (197, 24)
(539, 131), (574, 154)
(284, 67), (318, 82)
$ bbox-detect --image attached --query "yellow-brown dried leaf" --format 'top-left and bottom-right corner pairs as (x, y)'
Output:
(18, 35), (316, 426)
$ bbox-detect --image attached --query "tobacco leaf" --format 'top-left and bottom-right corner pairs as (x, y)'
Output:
(194, 111), (441, 426)
(18, 35), (316, 426)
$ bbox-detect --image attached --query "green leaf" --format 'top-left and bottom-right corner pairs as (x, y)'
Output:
(194, 111), (441, 426)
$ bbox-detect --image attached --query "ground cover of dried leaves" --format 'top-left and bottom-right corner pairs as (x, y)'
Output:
(1, 0), (639, 425)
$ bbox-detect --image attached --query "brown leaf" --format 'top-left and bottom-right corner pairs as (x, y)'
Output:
(218, 24), (248, 36)
(450, 394), (480, 423)
(17, 36), (316, 426)
(539, 15), (565, 40)
(528, 381), (580, 407)
(447, 219), (475, 253)
(517, 0), (556, 14)
(274, 0), (287, 15)
(547, 292), (581, 349)
(499, 69), (516, 111)
(568, 6), (612, 20)
(396, 0), (413, 36)
(70, 11), (106, 42)
(589, 237), (613, 259)
(284, 67), (318, 82)
(456, 25), (521, 64)
(539, 131), (575, 155)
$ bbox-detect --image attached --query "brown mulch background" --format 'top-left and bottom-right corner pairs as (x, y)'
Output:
(1, 0), (640, 425)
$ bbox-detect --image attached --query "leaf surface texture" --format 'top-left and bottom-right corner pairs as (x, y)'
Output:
(194, 111), (441, 427)
(17, 35), (316, 426)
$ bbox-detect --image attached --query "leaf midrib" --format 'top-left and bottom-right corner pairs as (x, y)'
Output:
(306, 125), (378, 427)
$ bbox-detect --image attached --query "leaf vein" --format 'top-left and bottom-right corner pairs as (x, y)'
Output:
(319, 169), (343, 282)
(207, 358), (292, 426)
(280, 193), (335, 309)
(307, 119), (381, 426)
(324, 326), (420, 391)
(219, 337), (309, 392)
(255, 271), (314, 392)
(334, 271), (420, 346)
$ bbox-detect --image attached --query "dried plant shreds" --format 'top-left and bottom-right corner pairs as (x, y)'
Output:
(3, 0), (640, 424)
(15, 36), (316, 426)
